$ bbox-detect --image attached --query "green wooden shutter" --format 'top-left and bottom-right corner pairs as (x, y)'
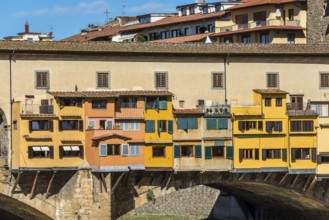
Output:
(317, 155), (322, 163)
(145, 120), (155, 133)
(262, 149), (267, 160)
(28, 147), (33, 159)
(177, 118), (186, 130)
(188, 118), (198, 129)
(312, 148), (317, 162)
(195, 145), (202, 158)
(79, 120), (83, 131)
(49, 146), (54, 159)
(255, 149), (259, 160)
(79, 146), (84, 159)
(206, 118), (217, 130)
(291, 149), (296, 161)
(238, 121), (245, 131)
(59, 146), (63, 159)
(218, 118), (228, 129)
(174, 145), (181, 158)
(226, 146), (233, 159)
(168, 120), (173, 134)
(239, 149), (243, 161)
(154, 97), (159, 109)
(159, 98), (167, 110)
(282, 149), (287, 160)
(205, 147), (212, 159)
(29, 121), (33, 133)
(48, 120), (53, 132)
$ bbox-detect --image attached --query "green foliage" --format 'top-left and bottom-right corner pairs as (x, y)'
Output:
(136, 35), (146, 42)
(146, 189), (155, 203)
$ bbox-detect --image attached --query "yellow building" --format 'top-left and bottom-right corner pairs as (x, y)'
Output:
(12, 93), (85, 170)
(144, 92), (174, 170)
(213, 0), (307, 44)
(232, 89), (289, 172)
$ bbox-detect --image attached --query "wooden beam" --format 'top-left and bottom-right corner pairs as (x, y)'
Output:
(99, 173), (103, 193)
(279, 173), (289, 185)
(11, 171), (22, 193)
(238, 173), (246, 181)
(111, 172), (125, 194)
(305, 176), (317, 193)
(123, 171), (130, 186)
(165, 172), (173, 190)
(303, 175), (313, 192)
(30, 171), (40, 200)
(101, 172), (107, 193)
(45, 171), (56, 199)
(291, 174), (299, 188)
(264, 173), (271, 182)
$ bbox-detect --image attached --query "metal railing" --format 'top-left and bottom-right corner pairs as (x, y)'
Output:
(22, 104), (54, 115)
(218, 19), (301, 33)
(286, 103), (317, 116)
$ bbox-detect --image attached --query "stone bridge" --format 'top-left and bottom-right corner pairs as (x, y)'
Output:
(1, 160), (329, 219)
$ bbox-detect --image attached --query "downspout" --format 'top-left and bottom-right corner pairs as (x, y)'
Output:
(9, 51), (15, 174)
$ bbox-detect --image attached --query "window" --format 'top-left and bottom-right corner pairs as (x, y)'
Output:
(87, 120), (96, 129)
(293, 148), (310, 160)
(241, 34), (251, 43)
(177, 118), (199, 130)
(92, 100), (107, 109)
(139, 17), (151, 24)
(287, 33), (295, 44)
(171, 29), (180, 38)
(212, 72), (224, 88)
(320, 73), (329, 88)
(207, 118), (228, 130)
(260, 32), (270, 43)
(97, 72), (109, 88)
(158, 120), (167, 132)
(120, 120), (140, 131)
(61, 98), (82, 107)
(183, 28), (189, 36)
(189, 7), (195, 15)
(160, 31), (169, 39)
(149, 32), (157, 41)
(238, 121), (257, 131)
(196, 26), (200, 34)
(207, 24), (214, 32)
(215, 4), (221, 12)
(240, 149), (253, 159)
(60, 146), (83, 158)
(290, 120), (314, 132)
(107, 144), (121, 155)
(155, 72), (168, 89)
(203, 7), (208, 14)
(129, 145), (140, 156)
(310, 103), (329, 117)
(266, 121), (283, 132)
(29, 120), (53, 131)
(35, 71), (49, 89)
(290, 95), (303, 110)
(267, 73), (279, 88)
(60, 120), (83, 131)
(13, 120), (17, 130)
(152, 146), (165, 157)
(145, 97), (167, 109)
(121, 97), (137, 108)
(212, 146), (224, 157)
(181, 8), (187, 16)
(181, 146), (193, 157)
(236, 14), (248, 29)
(28, 146), (53, 159)
(265, 98), (272, 107)
(263, 149), (281, 159)
(253, 11), (267, 24)
(288, 9), (294, 21)
(276, 98), (282, 107)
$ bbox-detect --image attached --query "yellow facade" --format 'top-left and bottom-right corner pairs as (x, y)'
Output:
(317, 118), (329, 178)
(144, 96), (174, 169)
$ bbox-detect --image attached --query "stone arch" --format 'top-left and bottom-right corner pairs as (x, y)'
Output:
(0, 108), (8, 157)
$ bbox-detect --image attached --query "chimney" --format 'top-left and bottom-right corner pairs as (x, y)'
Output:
(48, 32), (53, 38)
(25, 21), (29, 33)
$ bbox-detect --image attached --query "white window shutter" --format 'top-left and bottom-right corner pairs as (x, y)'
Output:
(122, 144), (129, 156)
(135, 145), (140, 156)
(99, 144), (107, 156)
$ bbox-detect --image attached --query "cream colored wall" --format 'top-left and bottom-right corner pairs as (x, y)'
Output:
(317, 118), (329, 175)
(271, 30), (307, 44)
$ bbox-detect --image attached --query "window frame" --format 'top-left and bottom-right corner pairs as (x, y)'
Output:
(152, 146), (166, 157)
(96, 72), (110, 89)
(35, 70), (50, 90)
(212, 72), (224, 89)
(212, 146), (225, 158)
(181, 145), (193, 157)
(60, 146), (83, 158)
(266, 72), (279, 88)
(320, 72), (329, 88)
(155, 72), (168, 90)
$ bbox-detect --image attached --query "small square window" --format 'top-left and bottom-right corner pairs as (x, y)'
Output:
(158, 120), (167, 132)
(152, 146), (165, 157)
(35, 71), (49, 89)
(155, 72), (168, 89)
(276, 98), (282, 107)
(320, 73), (329, 88)
(181, 146), (193, 157)
(267, 73), (279, 88)
(265, 98), (272, 107)
(212, 73), (223, 88)
(97, 72), (109, 88)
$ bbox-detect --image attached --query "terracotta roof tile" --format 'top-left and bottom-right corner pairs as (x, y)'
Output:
(227, 0), (305, 11)
(153, 33), (211, 43)
(48, 90), (173, 98)
(253, 89), (289, 94)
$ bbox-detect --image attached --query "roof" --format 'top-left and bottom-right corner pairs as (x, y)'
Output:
(173, 109), (204, 114)
(227, 0), (305, 11)
(253, 89), (289, 94)
(91, 133), (132, 141)
(48, 90), (173, 98)
(119, 11), (226, 33)
(153, 33), (211, 43)
(2, 41), (329, 56)
(211, 25), (305, 37)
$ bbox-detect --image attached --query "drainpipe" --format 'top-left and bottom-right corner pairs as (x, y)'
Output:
(224, 54), (229, 105)
(9, 51), (15, 174)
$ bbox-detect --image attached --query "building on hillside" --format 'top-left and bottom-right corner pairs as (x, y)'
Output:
(4, 21), (53, 42)
(212, 0), (307, 44)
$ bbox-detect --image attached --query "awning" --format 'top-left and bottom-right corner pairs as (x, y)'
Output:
(32, 147), (41, 151)
(41, 146), (50, 151)
(116, 33), (137, 42)
(71, 146), (80, 151)
(63, 146), (71, 151)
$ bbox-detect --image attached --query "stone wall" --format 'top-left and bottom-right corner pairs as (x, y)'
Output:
(307, 0), (329, 44)
(129, 185), (220, 219)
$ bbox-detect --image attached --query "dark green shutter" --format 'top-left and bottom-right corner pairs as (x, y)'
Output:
(226, 146), (233, 159)
(205, 147), (212, 159)
(145, 120), (155, 133)
(275, 150), (280, 158)
(48, 120), (53, 132)
(258, 121), (263, 131)
(28, 147), (33, 159)
(218, 118), (228, 129)
(291, 149), (296, 161)
(79, 120), (83, 131)
(262, 149), (267, 160)
(159, 98), (167, 110)
(312, 148), (317, 162)
(154, 97), (159, 109)
(177, 118), (186, 130)
(29, 121), (33, 133)
(79, 146), (84, 159)
(59, 121), (62, 131)
(168, 120), (173, 134)
(59, 146), (63, 159)
(174, 145), (181, 158)
(282, 149), (287, 160)
(144, 97), (147, 109)
(188, 118), (198, 129)
(239, 149), (243, 161)
(206, 119), (217, 130)
(255, 149), (259, 160)
(317, 155), (322, 163)
(238, 121), (245, 131)
(195, 145), (202, 158)
(49, 146), (54, 159)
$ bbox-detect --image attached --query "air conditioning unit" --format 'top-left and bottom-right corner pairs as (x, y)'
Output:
(198, 99), (205, 106)
(205, 107), (213, 114)
(223, 107), (230, 114)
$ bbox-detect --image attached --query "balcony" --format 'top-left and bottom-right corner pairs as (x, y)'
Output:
(115, 108), (144, 119)
(21, 104), (54, 116)
(218, 19), (301, 33)
(232, 105), (262, 117)
(201, 104), (231, 117)
(286, 103), (318, 116)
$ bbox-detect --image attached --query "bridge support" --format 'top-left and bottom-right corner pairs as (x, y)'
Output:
(11, 171), (22, 193)
(45, 171), (56, 199)
(30, 171), (40, 199)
